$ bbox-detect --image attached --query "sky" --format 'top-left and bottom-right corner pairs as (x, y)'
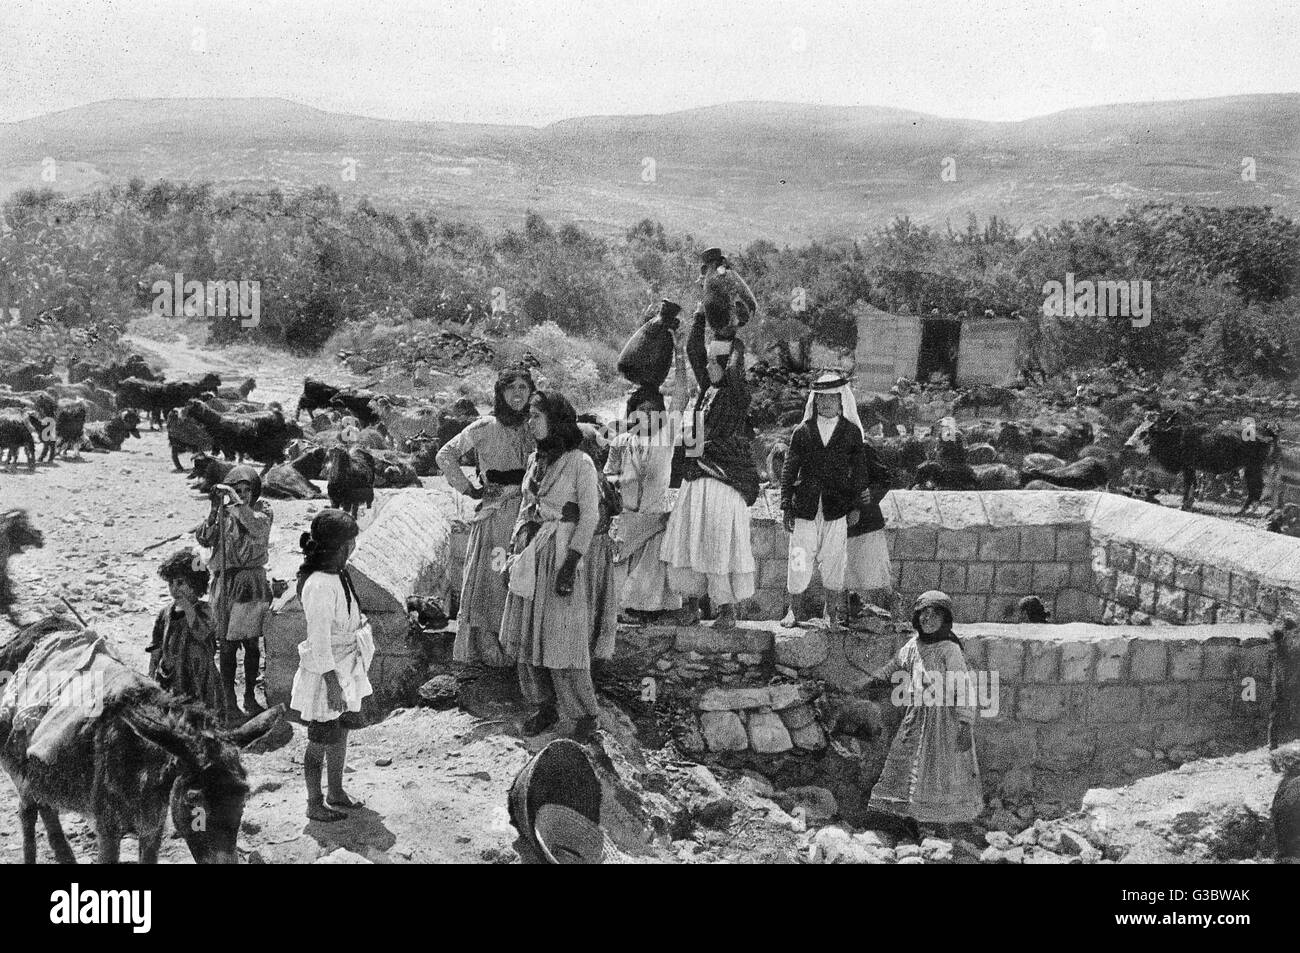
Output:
(1, 0), (1297, 126)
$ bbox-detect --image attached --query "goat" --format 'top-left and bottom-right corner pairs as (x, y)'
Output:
(0, 509), (45, 623)
(324, 446), (375, 518)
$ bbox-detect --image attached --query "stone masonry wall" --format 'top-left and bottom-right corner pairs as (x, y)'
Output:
(1089, 493), (1300, 626)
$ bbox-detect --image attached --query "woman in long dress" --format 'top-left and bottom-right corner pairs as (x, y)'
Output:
(499, 391), (603, 742)
(660, 310), (759, 628)
(437, 367), (536, 672)
(605, 389), (681, 621)
(867, 590), (983, 834)
(290, 510), (374, 822)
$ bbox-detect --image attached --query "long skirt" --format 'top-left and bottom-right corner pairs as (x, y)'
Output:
(586, 533), (619, 661)
(844, 529), (893, 592)
(210, 567), (272, 642)
(453, 496), (522, 666)
(500, 532), (594, 671)
(619, 526), (681, 613)
(661, 476), (755, 605)
(868, 703), (983, 823)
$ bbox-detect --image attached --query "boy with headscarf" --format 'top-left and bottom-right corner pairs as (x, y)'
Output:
(193, 463), (273, 718)
(866, 590), (983, 835)
(780, 372), (866, 629)
(437, 365), (536, 674)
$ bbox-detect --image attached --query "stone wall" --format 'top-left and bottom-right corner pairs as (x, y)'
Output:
(264, 487), (472, 716)
(610, 618), (1277, 806)
(1090, 493), (1300, 626)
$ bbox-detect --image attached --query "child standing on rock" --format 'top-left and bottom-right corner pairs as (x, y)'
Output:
(193, 464), (273, 718)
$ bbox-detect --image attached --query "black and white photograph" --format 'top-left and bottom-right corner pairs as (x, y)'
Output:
(0, 0), (1297, 916)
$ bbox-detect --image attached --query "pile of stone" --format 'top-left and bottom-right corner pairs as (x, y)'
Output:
(696, 683), (824, 755)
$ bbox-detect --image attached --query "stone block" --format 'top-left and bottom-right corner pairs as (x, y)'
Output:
(1150, 553), (1177, 585)
(788, 721), (827, 750)
(1053, 588), (1091, 622)
(951, 594), (988, 622)
(894, 528), (938, 560)
(985, 640), (1025, 681)
(1216, 605), (1245, 623)
(1141, 683), (1188, 722)
(1113, 572), (1140, 609)
(1133, 548), (1155, 578)
(900, 560), (942, 595)
(778, 703), (816, 731)
(939, 562), (967, 593)
(746, 710), (793, 753)
(675, 625), (774, 655)
(988, 593), (1023, 623)
(700, 711), (748, 751)
(1106, 541), (1135, 572)
(1019, 526), (1058, 562)
(750, 524), (775, 560)
(1032, 725), (1098, 769)
(774, 628), (829, 670)
(1237, 643), (1273, 682)
(748, 588), (787, 622)
(1186, 594), (1218, 624)
(1070, 560), (1098, 592)
(1096, 567), (1119, 598)
(1200, 639), (1239, 679)
(1155, 586), (1189, 624)
(966, 563), (995, 593)
(1086, 685), (1141, 724)
(1230, 573), (1258, 610)
(975, 723), (1038, 771)
(1092, 724), (1141, 764)
(1201, 565), (1232, 601)
(1168, 641), (1203, 681)
(1023, 641), (1060, 683)
(1017, 685), (1073, 722)
(993, 562), (1033, 594)
(1187, 680), (1235, 723)
(1056, 526), (1092, 560)
(1174, 561), (1202, 593)
(961, 635), (988, 670)
(1137, 581), (1158, 615)
(1128, 640), (1168, 681)
(937, 528), (979, 561)
(1256, 585), (1282, 618)
(1033, 562), (1071, 592)
(1060, 642), (1094, 682)
(978, 528), (1020, 561)
(1094, 638), (1130, 682)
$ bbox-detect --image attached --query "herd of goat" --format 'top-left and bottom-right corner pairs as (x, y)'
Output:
(0, 356), (482, 516)
(0, 354), (1287, 520)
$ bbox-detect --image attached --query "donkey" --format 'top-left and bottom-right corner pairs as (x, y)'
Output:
(0, 618), (276, 863)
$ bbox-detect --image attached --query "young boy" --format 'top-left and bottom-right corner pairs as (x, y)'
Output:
(193, 464), (273, 717)
(148, 548), (228, 720)
(780, 372), (867, 629)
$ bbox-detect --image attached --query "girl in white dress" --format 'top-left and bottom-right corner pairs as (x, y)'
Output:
(290, 510), (374, 822)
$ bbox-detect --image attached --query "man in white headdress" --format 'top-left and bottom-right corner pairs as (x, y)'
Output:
(779, 371), (867, 629)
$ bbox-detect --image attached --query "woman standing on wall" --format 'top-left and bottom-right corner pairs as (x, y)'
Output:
(660, 308), (760, 629)
(436, 366), (536, 674)
(499, 391), (604, 742)
(290, 510), (374, 823)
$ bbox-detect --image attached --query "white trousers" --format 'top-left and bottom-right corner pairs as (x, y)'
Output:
(787, 507), (847, 594)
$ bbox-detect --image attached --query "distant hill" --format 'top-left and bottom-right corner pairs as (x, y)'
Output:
(1, 94), (1296, 244)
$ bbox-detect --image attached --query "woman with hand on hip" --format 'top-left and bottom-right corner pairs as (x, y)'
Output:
(290, 510), (375, 822)
(499, 391), (604, 742)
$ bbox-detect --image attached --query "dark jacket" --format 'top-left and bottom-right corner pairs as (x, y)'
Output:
(781, 416), (866, 522)
(670, 311), (760, 506)
(849, 439), (893, 537)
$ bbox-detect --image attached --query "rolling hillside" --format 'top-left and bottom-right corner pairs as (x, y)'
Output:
(1, 94), (1296, 243)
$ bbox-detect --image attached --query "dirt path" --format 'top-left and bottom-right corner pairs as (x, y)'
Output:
(0, 330), (556, 864)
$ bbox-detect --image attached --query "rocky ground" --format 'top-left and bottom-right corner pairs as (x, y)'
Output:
(0, 330), (1290, 864)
